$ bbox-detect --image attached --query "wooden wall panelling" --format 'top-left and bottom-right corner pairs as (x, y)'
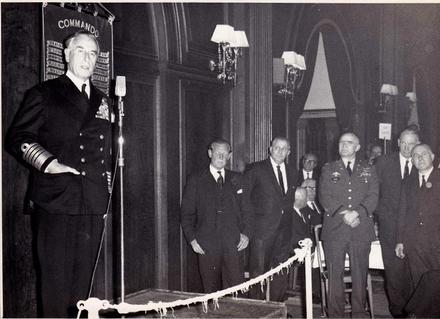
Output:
(177, 78), (231, 292)
(2, 3), (42, 317)
(229, 3), (249, 172)
(247, 4), (273, 163)
(183, 3), (224, 73)
(109, 3), (157, 297)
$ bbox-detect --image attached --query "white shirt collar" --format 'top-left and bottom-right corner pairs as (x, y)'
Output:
(303, 169), (312, 179)
(270, 156), (285, 169)
(210, 165), (225, 181)
(399, 153), (412, 178)
(66, 70), (90, 96)
(342, 158), (355, 169)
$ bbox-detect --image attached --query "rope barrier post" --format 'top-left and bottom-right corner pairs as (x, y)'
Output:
(304, 242), (313, 319)
(75, 239), (312, 317)
(265, 279), (270, 301)
(77, 298), (107, 319)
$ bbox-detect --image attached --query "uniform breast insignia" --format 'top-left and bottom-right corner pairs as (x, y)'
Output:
(95, 98), (110, 121)
(359, 167), (371, 183)
(106, 171), (112, 193)
(331, 171), (341, 182)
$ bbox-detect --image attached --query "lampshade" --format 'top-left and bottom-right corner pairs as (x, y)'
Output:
(281, 51), (306, 70)
(210, 24), (235, 44)
(380, 84), (398, 96)
(406, 92), (417, 102)
(230, 30), (249, 48)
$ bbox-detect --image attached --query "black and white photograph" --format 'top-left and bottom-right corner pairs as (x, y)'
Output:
(2, 2), (440, 318)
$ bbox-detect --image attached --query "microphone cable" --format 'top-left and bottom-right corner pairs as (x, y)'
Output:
(86, 143), (121, 299)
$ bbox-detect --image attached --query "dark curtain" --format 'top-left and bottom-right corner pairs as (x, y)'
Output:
(322, 24), (356, 132)
(290, 32), (320, 122)
(414, 68), (430, 145)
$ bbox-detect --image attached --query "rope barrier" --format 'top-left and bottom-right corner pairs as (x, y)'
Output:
(77, 238), (313, 319)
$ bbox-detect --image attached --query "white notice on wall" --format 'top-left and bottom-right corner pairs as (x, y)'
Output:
(379, 123), (392, 140)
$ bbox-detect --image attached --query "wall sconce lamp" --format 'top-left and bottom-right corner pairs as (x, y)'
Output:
(209, 24), (249, 86)
(405, 92), (417, 103)
(276, 51), (306, 100)
(379, 83), (398, 113)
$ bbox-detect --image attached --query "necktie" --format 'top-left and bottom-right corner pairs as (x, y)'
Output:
(217, 171), (223, 189)
(307, 172), (311, 179)
(277, 165), (286, 194)
(404, 160), (410, 179)
(421, 175), (426, 188)
(312, 202), (321, 214)
(346, 161), (352, 176)
(296, 208), (306, 223)
(81, 83), (88, 99)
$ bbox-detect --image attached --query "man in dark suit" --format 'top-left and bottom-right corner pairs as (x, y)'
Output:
(301, 178), (323, 231)
(319, 132), (379, 318)
(5, 30), (112, 317)
(244, 136), (298, 301)
(374, 128), (419, 317)
(297, 153), (320, 186)
(396, 144), (440, 317)
(180, 139), (252, 293)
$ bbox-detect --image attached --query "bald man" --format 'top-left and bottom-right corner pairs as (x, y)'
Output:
(319, 132), (379, 318)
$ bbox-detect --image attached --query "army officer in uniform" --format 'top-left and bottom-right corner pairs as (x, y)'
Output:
(5, 30), (112, 318)
(319, 132), (379, 318)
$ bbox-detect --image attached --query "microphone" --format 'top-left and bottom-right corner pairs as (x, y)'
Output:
(115, 76), (126, 97)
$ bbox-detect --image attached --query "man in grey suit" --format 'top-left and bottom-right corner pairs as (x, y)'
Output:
(375, 128), (419, 317)
(244, 136), (298, 301)
(319, 132), (379, 318)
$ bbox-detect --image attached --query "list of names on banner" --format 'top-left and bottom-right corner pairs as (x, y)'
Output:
(45, 40), (110, 95)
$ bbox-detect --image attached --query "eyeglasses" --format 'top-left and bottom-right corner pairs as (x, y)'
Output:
(304, 186), (316, 190)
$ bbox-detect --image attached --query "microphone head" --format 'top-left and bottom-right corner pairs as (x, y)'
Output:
(115, 76), (126, 97)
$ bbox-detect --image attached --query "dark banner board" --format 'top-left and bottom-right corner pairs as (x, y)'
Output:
(42, 3), (113, 95)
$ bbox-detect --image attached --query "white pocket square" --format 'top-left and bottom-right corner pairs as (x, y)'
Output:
(237, 189), (243, 194)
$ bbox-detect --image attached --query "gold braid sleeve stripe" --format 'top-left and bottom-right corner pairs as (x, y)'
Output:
(21, 143), (56, 171)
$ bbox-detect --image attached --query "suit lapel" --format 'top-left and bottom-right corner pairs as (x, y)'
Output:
(264, 159), (285, 196)
(57, 75), (90, 116)
(392, 153), (404, 181)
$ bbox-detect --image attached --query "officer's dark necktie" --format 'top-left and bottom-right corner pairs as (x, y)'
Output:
(404, 160), (410, 179)
(421, 175), (426, 188)
(277, 165), (286, 194)
(307, 172), (311, 179)
(81, 83), (88, 99)
(346, 161), (352, 176)
(217, 171), (223, 190)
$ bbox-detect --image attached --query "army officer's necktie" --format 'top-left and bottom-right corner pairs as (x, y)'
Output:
(346, 161), (352, 176)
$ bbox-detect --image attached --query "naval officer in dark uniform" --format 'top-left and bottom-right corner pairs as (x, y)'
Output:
(319, 132), (379, 318)
(5, 30), (112, 318)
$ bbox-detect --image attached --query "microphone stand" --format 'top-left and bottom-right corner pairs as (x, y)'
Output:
(117, 95), (126, 302)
